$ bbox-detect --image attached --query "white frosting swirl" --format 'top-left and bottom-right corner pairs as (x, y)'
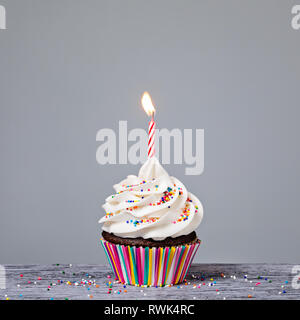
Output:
(99, 157), (203, 240)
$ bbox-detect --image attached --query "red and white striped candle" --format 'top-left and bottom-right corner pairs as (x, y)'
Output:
(141, 92), (156, 158)
(148, 116), (155, 157)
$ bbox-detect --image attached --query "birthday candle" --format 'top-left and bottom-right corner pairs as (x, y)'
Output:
(141, 92), (156, 158)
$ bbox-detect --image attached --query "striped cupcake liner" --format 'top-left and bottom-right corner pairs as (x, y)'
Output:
(100, 239), (201, 287)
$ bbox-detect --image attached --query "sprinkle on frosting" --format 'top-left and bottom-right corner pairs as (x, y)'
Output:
(173, 203), (191, 224)
(126, 217), (159, 227)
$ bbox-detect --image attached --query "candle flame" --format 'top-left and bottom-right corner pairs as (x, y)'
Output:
(141, 92), (155, 116)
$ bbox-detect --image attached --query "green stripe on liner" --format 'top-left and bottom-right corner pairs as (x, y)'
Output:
(117, 245), (129, 284)
(100, 241), (114, 273)
(130, 247), (139, 285)
(164, 248), (171, 286)
(144, 247), (149, 285)
(176, 246), (186, 272)
(161, 248), (165, 284)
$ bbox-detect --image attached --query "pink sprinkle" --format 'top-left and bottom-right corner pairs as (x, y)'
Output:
(107, 275), (111, 279)
(28, 281), (31, 284)
(38, 277), (42, 280)
(256, 282), (261, 286)
(20, 274), (23, 278)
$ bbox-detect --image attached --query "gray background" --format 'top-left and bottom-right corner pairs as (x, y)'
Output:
(0, 0), (299, 264)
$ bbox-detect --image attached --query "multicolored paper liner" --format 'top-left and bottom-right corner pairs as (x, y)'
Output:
(100, 238), (201, 286)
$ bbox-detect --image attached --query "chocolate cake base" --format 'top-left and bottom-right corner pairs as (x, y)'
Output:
(102, 230), (198, 248)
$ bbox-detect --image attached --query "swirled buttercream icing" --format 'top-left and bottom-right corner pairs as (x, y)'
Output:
(99, 157), (203, 241)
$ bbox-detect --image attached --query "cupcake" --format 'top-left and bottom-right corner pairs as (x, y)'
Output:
(99, 156), (203, 286)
